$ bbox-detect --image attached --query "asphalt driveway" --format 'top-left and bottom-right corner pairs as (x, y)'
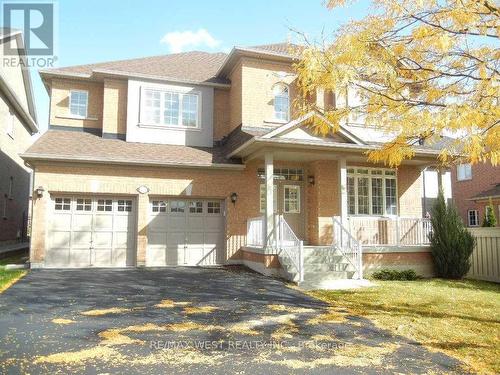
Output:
(0, 267), (462, 374)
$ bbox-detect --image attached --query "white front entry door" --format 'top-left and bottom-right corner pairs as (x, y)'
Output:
(46, 197), (136, 268)
(147, 199), (225, 266)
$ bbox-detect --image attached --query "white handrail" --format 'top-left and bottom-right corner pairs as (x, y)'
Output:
(332, 216), (363, 279)
(277, 215), (304, 282)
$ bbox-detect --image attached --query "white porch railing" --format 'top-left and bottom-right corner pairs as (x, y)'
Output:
(332, 216), (363, 279)
(347, 216), (432, 246)
(246, 216), (265, 247)
(277, 215), (304, 282)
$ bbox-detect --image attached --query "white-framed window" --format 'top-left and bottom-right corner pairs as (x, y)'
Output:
(76, 198), (92, 211)
(140, 87), (200, 128)
(468, 209), (479, 226)
(273, 84), (289, 122)
(207, 201), (221, 214)
(257, 168), (303, 181)
(69, 90), (88, 118)
(259, 184), (278, 213)
(55, 197), (71, 211)
(457, 164), (472, 181)
(170, 200), (186, 213)
(152, 200), (167, 213)
(347, 168), (398, 216)
(97, 199), (113, 212)
(284, 185), (300, 213)
(117, 200), (132, 212)
(189, 201), (203, 214)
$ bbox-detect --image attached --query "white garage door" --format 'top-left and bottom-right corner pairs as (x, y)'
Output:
(147, 199), (225, 266)
(47, 196), (136, 268)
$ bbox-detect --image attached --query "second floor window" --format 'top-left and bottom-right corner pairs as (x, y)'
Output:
(141, 88), (199, 128)
(69, 90), (88, 118)
(457, 163), (472, 181)
(273, 84), (289, 122)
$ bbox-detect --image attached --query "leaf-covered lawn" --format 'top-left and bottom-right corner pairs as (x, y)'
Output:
(310, 279), (500, 374)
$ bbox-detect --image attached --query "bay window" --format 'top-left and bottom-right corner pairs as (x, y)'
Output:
(347, 168), (398, 216)
(141, 88), (199, 128)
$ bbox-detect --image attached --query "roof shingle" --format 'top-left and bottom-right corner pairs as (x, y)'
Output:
(23, 130), (242, 167)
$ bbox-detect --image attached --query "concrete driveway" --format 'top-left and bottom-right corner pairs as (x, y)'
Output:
(0, 267), (462, 374)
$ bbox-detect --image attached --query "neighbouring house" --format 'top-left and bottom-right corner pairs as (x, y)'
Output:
(452, 162), (500, 227)
(23, 43), (449, 286)
(0, 29), (38, 248)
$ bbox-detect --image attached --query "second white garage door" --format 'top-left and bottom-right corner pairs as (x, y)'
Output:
(146, 199), (225, 266)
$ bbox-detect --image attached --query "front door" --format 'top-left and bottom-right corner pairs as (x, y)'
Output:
(277, 182), (305, 239)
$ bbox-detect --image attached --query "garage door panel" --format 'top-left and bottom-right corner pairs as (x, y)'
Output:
(69, 249), (91, 267)
(148, 216), (168, 231)
(186, 216), (204, 230)
(51, 214), (72, 230)
(72, 214), (92, 231)
(93, 249), (112, 267)
(45, 248), (70, 267)
(94, 215), (113, 230)
(71, 231), (92, 248)
(93, 231), (113, 247)
(50, 232), (71, 249)
(114, 215), (132, 231)
(146, 198), (224, 266)
(47, 197), (136, 268)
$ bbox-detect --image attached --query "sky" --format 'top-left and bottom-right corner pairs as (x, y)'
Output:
(10, 0), (372, 132)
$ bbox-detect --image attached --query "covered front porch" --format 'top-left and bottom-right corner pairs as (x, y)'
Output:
(238, 147), (439, 286)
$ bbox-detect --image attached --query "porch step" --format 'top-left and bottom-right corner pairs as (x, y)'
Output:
(303, 270), (356, 282)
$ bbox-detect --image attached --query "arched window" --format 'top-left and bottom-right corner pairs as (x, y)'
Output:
(273, 84), (289, 121)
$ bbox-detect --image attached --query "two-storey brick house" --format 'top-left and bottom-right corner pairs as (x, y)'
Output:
(452, 162), (500, 227)
(24, 43), (447, 285)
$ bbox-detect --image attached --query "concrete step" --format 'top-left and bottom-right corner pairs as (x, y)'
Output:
(303, 262), (353, 272)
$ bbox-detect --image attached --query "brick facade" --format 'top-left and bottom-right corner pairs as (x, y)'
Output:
(102, 79), (128, 136)
(451, 162), (500, 227)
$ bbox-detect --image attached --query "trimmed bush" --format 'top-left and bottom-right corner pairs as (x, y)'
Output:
(430, 190), (475, 279)
(482, 198), (497, 227)
(371, 269), (419, 280)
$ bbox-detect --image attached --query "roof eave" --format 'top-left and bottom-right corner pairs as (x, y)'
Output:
(215, 46), (298, 78)
(20, 153), (245, 170)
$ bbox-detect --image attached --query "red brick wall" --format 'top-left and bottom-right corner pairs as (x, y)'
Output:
(451, 162), (500, 227)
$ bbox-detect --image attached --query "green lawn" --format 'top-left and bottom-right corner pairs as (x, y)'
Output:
(0, 253), (27, 293)
(310, 279), (500, 374)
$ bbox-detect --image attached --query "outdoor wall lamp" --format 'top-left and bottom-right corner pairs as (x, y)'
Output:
(35, 186), (45, 198)
(230, 192), (238, 205)
(308, 175), (315, 186)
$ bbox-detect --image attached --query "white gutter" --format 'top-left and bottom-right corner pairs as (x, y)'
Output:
(20, 153), (245, 170)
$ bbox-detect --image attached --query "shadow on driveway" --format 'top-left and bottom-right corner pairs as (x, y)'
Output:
(0, 267), (464, 374)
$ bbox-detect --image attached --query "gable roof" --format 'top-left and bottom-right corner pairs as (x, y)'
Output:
(260, 112), (365, 145)
(40, 51), (231, 87)
(22, 130), (243, 169)
(39, 42), (305, 87)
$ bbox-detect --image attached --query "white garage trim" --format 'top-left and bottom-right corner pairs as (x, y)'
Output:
(147, 198), (225, 266)
(46, 196), (137, 268)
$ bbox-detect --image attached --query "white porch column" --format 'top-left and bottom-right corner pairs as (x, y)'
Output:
(338, 158), (348, 228)
(265, 152), (275, 250)
(437, 167), (443, 194)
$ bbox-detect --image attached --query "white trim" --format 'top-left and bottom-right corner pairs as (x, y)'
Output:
(55, 115), (98, 121)
(467, 209), (479, 227)
(272, 83), (290, 122)
(260, 111), (365, 145)
(69, 89), (89, 118)
(283, 185), (301, 213)
(139, 86), (202, 130)
(456, 163), (472, 181)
